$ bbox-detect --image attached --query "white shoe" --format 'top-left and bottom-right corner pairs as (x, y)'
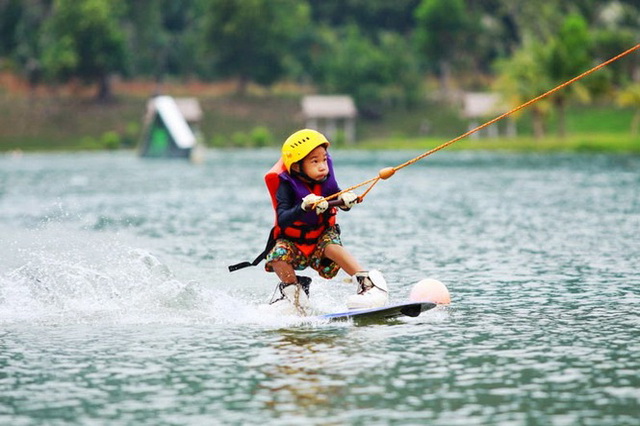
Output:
(346, 270), (389, 310)
(269, 276), (312, 315)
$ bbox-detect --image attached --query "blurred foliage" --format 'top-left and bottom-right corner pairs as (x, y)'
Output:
(493, 40), (552, 139)
(414, 0), (472, 90)
(42, 0), (127, 100)
(1, 0), (640, 138)
(100, 130), (121, 150)
(545, 13), (592, 137)
(617, 82), (640, 134)
(202, 0), (310, 94)
(311, 25), (422, 117)
(308, 0), (420, 35)
(249, 126), (273, 147)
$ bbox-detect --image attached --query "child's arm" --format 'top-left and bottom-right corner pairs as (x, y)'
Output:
(275, 181), (305, 228)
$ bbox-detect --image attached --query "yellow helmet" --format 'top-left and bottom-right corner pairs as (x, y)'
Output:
(281, 129), (330, 172)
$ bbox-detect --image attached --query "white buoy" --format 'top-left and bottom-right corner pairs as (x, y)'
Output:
(409, 278), (451, 304)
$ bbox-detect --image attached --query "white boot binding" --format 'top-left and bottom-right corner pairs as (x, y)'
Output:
(269, 276), (312, 315)
(347, 270), (389, 310)
(355, 270), (388, 295)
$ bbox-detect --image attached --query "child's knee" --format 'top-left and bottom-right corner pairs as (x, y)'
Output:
(324, 243), (344, 257)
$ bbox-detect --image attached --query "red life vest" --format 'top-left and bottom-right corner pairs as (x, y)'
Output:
(228, 156), (340, 272)
(265, 159), (338, 256)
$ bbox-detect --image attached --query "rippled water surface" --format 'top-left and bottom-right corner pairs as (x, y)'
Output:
(1, 150), (639, 425)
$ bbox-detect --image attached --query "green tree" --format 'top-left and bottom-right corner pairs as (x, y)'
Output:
(125, 0), (209, 85)
(124, 0), (165, 79)
(308, 0), (420, 35)
(493, 40), (552, 139)
(592, 1), (640, 86)
(545, 13), (592, 137)
(592, 28), (637, 86)
(203, 0), (310, 95)
(0, 0), (52, 92)
(312, 25), (422, 117)
(414, 0), (471, 97)
(617, 83), (640, 135)
(491, 0), (594, 42)
(41, 0), (127, 101)
(0, 0), (22, 57)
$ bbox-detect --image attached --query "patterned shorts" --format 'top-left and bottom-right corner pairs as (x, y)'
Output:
(265, 225), (342, 279)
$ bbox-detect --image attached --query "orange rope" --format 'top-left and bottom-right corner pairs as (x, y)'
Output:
(320, 42), (640, 205)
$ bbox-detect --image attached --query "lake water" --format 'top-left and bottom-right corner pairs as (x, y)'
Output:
(1, 149), (639, 425)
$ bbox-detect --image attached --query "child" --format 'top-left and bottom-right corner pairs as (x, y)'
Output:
(269, 129), (389, 313)
(229, 129), (388, 314)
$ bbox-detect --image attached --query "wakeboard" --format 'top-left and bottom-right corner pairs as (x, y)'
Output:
(318, 301), (437, 323)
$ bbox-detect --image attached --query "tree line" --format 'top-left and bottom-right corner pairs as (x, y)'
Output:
(1, 0), (639, 136)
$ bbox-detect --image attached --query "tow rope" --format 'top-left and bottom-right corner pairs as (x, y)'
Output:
(316, 43), (640, 207)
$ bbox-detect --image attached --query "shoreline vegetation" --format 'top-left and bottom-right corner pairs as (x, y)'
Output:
(1, 76), (639, 154)
(361, 134), (640, 153)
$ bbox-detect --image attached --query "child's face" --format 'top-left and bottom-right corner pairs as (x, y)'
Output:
(301, 146), (328, 181)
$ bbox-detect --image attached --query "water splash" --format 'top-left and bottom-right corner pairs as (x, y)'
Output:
(0, 243), (371, 328)
(1, 244), (226, 325)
